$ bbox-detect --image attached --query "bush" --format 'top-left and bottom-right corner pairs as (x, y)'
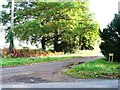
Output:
(2, 48), (64, 57)
(100, 14), (120, 62)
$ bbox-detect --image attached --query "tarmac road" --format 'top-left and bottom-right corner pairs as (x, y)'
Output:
(0, 56), (119, 88)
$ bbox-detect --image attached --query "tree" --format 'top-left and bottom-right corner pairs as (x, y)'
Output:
(1, 1), (99, 53)
(1, 2), (36, 53)
(74, 1), (100, 50)
(13, 2), (82, 51)
(2, 2), (14, 53)
(100, 13), (120, 62)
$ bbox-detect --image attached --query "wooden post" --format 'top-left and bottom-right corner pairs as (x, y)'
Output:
(109, 53), (114, 62)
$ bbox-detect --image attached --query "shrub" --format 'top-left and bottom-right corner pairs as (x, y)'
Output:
(2, 48), (64, 57)
(99, 14), (120, 62)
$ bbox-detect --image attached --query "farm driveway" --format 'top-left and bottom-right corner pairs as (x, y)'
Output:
(0, 56), (118, 88)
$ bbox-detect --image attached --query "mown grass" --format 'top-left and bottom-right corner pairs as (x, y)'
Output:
(65, 58), (120, 79)
(1, 56), (77, 68)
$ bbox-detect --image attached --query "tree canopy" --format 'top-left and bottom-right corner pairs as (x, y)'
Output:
(1, 1), (100, 53)
(100, 13), (120, 62)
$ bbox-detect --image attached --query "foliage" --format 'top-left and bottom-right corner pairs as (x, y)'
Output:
(1, 1), (100, 53)
(65, 58), (120, 79)
(100, 13), (120, 62)
(1, 2), (36, 53)
(2, 48), (64, 57)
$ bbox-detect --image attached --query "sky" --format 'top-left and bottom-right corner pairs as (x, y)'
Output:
(0, 0), (119, 29)
(90, 0), (119, 29)
(0, 0), (120, 48)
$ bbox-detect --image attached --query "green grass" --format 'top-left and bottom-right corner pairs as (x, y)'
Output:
(65, 58), (120, 79)
(1, 56), (77, 68)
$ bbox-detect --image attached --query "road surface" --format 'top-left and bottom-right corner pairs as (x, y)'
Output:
(0, 56), (119, 88)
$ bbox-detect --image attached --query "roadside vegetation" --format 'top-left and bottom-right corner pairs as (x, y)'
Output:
(1, 56), (78, 68)
(65, 58), (120, 79)
(100, 13), (120, 62)
(1, 50), (99, 68)
(1, 1), (100, 54)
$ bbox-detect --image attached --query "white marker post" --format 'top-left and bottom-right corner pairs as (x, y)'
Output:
(109, 53), (114, 62)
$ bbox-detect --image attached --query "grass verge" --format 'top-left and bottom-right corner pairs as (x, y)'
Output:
(1, 56), (78, 68)
(65, 58), (120, 79)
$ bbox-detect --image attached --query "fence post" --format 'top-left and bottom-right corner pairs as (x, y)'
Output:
(109, 53), (114, 62)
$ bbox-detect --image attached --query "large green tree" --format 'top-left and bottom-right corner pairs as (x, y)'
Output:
(100, 13), (120, 62)
(1, 1), (99, 53)
(13, 2), (84, 51)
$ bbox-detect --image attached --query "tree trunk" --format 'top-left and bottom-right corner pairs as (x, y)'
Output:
(41, 37), (46, 51)
(9, 31), (14, 53)
(54, 35), (59, 52)
(79, 35), (82, 50)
